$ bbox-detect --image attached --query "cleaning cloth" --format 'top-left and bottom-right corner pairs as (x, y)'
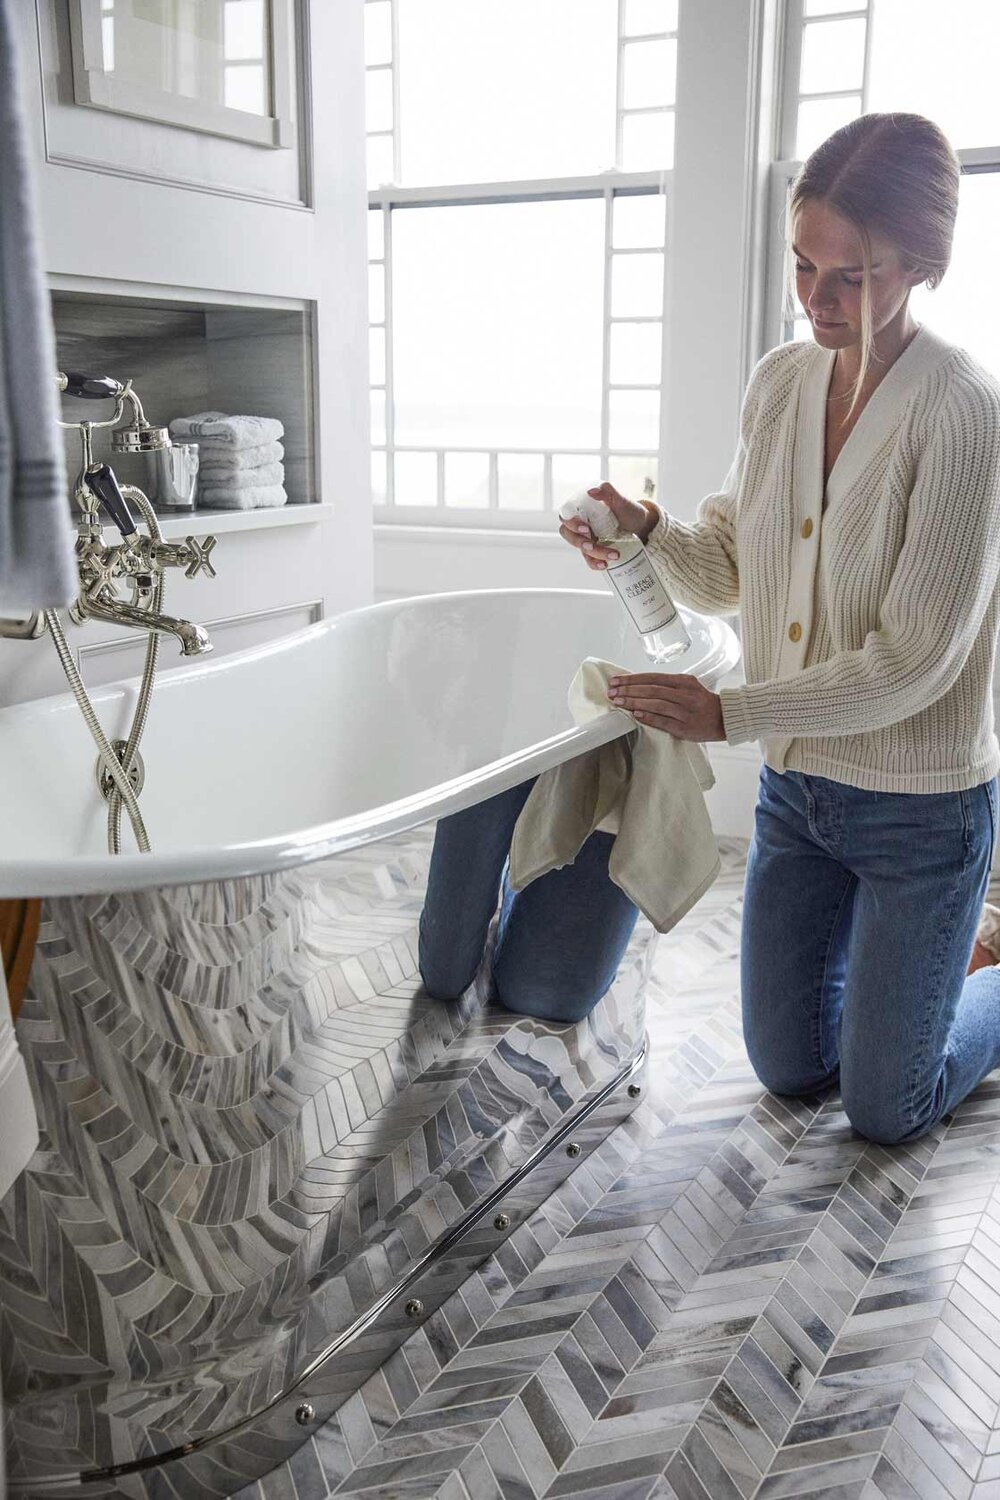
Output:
(508, 657), (720, 934)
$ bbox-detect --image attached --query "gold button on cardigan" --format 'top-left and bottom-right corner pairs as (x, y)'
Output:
(644, 325), (1000, 793)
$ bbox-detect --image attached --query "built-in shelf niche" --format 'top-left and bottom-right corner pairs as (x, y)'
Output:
(50, 286), (316, 513)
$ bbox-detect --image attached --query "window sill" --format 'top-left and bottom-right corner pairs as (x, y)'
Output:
(155, 502), (333, 538)
(373, 521), (564, 544)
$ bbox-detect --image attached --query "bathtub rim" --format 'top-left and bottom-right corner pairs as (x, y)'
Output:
(0, 588), (739, 899)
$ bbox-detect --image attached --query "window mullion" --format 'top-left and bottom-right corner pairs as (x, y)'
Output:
(778, 0), (805, 162)
(367, 169), (670, 211)
(615, 0), (626, 168)
(390, 0), (401, 183)
(601, 186), (614, 479)
(860, 0), (874, 112)
(383, 203), (395, 506)
(960, 147), (1000, 172)
(764, 162), (798, 346)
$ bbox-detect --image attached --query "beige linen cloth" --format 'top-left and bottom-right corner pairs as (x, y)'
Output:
(508, 658), (721, 933)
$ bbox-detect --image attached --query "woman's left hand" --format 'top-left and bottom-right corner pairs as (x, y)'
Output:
(607, 672), (728, 742)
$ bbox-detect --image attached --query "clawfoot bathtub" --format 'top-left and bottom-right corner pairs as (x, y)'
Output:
(0, 588), (739, 1496)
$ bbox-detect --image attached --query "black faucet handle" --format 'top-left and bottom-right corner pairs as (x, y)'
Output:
(85, 462), (139, 539)
(59, 371), (124, 402)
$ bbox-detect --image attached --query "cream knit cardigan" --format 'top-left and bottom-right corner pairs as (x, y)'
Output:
(645, 325), (1000, 793)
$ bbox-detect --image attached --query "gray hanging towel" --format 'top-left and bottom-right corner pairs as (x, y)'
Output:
(0, 0), (75, 615)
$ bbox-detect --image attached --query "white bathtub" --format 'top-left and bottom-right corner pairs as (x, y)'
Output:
(0, 588), (739, 1496)
(0, 588), (739, 897)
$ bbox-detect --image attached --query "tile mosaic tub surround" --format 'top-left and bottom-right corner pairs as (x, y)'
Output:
(237, 842), (1000, 1500)
(0, 823), (653, 1495)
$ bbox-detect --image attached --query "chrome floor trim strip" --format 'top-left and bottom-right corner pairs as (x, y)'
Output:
(10, 1039), (648, 1495)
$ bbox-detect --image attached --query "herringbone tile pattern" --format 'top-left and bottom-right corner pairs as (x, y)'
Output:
(240, 842), (1000, 1500)
(1, 824), (650, 1491)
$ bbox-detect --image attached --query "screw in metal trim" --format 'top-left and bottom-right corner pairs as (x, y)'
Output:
(405, 1298), (424, 1318)
(294, 1403), (316, 1427)
(566, 1142), (582, 1157)
(493, 1213), (511, 1231)
(627, 1083), (641, 1099)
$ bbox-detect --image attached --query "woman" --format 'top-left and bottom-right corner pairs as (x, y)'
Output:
(562, 112), (1000, 1145)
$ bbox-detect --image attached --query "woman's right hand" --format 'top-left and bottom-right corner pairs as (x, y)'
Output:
(557, 483), (657, 570)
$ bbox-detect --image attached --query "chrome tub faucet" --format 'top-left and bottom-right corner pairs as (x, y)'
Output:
(0, 370), (217, 652)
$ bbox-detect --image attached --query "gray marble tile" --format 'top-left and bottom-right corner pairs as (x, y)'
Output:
(139, 833), (1000, 1500)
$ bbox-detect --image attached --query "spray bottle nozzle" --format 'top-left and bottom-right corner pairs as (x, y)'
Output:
(558, 490), (622, 542)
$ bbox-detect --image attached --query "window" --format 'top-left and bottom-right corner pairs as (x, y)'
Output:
(365, 0), (678, 526)
(770, 0), (1000, 379)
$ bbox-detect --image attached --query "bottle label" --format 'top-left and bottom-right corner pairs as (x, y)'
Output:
(606, 539), (678, 634)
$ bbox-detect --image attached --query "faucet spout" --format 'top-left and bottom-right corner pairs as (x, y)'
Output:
(77, 596), (213, 657)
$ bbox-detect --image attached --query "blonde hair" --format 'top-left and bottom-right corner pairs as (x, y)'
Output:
(786, 112), (960, 422)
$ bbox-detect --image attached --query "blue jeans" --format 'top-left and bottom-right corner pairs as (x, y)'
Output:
(743, 763), (1000, 1144)
(418, 777), (640, 1023)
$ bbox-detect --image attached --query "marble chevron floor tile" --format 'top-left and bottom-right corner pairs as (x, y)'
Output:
(237, 836), (1000, 1500)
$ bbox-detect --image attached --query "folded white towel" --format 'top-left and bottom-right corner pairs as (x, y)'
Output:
(199, 462), (284, 490)
(197, 482), (287, 511)
(508, 657), (720, 934)
(169, 411), (284, 448)
(197, 440), (284, 472)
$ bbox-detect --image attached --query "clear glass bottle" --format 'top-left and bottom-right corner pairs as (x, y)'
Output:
(560, 484), (691, 663)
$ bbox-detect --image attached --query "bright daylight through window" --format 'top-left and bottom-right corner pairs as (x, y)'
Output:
(782, 0), (1000, 378)
(364, 0), (677, 524)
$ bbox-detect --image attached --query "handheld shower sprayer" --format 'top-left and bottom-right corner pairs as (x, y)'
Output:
(57, 370), (171, 452)
(55, 370), (172, 540)
(110, 387), (171, 456)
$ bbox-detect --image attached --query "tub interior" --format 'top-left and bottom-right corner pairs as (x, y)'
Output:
(0, 590), (722, 861)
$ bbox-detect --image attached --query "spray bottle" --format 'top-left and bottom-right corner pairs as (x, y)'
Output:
(558, 486), (691, 663)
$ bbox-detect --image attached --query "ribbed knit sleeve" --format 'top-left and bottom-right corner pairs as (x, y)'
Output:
(642, 442), (744, 614)
(644, 346), (805, 615)
(719, 366), (1000, 747)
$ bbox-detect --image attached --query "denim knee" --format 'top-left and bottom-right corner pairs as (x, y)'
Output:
(417, 911), (480, 1001)
(417, 958), (476, 1002)
(745, 1044), (835, 1101)
(494, 970), (610, 1025)
(839, 1085), (928, 1147)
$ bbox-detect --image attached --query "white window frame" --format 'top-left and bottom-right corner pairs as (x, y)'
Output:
(764, 0), (1000, 350)
(366, 0), (677, 531)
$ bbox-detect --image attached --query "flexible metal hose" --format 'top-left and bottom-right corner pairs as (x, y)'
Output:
(106, 485), (163, 854)
(43, 609), (151, 853)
